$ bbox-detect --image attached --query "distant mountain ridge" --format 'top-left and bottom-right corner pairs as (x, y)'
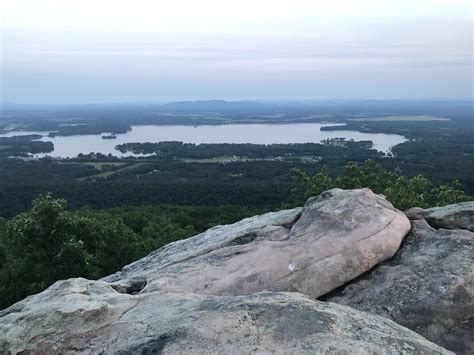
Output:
(159, 99), (273, 112)
(1, 100), (473, 119)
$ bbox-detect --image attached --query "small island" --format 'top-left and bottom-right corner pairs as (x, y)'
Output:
(101, 134), (117, 139)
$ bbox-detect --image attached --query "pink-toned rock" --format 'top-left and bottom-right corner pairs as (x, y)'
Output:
(0, 278), (451, 355)
(325, 217), (474, 354)
(1, 189), (441, 355)
(105, 188), (411, 298)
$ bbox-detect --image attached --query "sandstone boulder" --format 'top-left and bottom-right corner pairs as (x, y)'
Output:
(104, 188), (411, 299)
(325, 215), (474, 354)
(0, 278), (451, 354)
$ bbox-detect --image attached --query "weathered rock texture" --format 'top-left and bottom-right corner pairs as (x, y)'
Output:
(406, 201), (474, 232)
(326, 206), (474, 354)
(0, 278), (451, 354)
(104, 188), (410, 299)
(2, 188), (454, 354)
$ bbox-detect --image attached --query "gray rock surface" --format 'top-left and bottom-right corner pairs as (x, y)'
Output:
(0, 278), (451, 354)
(0, 188), (427, 354)
(405, 202), (474, 231)
(325, 215), (474, 354)
(104, 188), (410, 299)
(425, 202), (474, 231)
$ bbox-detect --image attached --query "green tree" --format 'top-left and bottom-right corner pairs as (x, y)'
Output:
(0, 194), (141, 309)
(0, 218), (7, 270)
(336, 160), (395, 192)
(383, 174), (431, 210)
(293, 160), (471, 211)
(140, 216), (195, 252)
(432, 180), (470, 206)
(291, 166), (334, 199)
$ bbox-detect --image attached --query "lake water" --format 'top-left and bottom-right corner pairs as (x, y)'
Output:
(1, 123), (406, 158)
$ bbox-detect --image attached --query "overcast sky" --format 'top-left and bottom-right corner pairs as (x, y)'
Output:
(1, 0), (472, 103)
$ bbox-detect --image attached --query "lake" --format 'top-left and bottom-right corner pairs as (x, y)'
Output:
(1, 123), (406, 158)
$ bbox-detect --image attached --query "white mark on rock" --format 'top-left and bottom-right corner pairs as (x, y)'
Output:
(288, 263), (298, 272)
(288, 261), (307, 273)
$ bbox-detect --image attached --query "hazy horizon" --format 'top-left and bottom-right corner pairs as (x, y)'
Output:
(1, 0), (473, 104)
(1, 98), (474, 107)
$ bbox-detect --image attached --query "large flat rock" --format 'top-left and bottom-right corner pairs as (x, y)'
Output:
(104, 188), (411, 299)
(0, 278), (451, 354)
(325, 217), (474, 354)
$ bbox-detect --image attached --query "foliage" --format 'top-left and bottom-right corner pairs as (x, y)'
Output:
(433, 180), (470, 207)
(115, 139), (377, 158)
(292, 160), (471, 210)
(0, 195), (261, 310)
(0, 119), (473, 218)
(0, 194), (141, 309)
(291, 166), (334, 199)
(1, 102), (472, 310)
(0, 135), (53, 157)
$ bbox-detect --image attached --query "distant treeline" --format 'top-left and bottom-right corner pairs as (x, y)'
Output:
(115, 139), (376, 158)
(48, 122), (131, 137)
(0, 102), (472, 218)
(0, 135), (53, 157)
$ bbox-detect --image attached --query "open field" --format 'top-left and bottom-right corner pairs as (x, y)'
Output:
(61, 161), (127, 169)
(77, 162), (149, 180)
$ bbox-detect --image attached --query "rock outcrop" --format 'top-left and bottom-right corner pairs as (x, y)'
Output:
(104, 188), (410, 299)
(406, 201), (474, 231)
(0, 278), (450, 354)
(2, 188), (465, 354)
(326, 204), (474, 354)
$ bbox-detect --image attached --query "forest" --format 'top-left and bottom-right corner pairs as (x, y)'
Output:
(0, 129), (472, 218)
(0, 159), (470, 309)
(0, 135), (53, 156)
(0, 100), (472, 310)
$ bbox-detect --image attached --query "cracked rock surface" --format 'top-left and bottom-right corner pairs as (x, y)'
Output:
(3, 188), (452, 354)
(0, 278), (450, 354)
(103, 188), (410, 299)
(326, 203), (474, 354)
(406, 201), (474, 232)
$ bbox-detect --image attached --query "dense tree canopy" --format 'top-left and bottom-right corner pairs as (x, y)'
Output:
(0, 195), (143, 308)
(1, 102), (472, 314)
(0, 196), (260, 309)
(292, 160), (470, 210)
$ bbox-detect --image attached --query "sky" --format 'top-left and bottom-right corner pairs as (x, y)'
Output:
(0, 0), (473, 103)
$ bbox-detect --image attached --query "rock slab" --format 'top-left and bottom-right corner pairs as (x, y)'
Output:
(104, 188), (411, 299)
(0, 278), (451, 354)
(425, 201), (474, 231)
(0, 188), (422, 354)
(326, 210), (474, 354)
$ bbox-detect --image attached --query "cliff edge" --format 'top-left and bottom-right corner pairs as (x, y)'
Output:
(1, 189), (472, 354)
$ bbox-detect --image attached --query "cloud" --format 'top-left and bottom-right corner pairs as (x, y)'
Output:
(1, 0), (472, 102)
